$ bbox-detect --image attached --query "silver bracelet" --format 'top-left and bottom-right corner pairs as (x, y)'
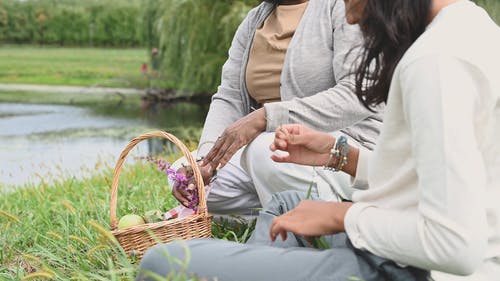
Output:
(335, 136), (350, 171)
(324, 138), (339, 171)
(323, 135), (349, 172)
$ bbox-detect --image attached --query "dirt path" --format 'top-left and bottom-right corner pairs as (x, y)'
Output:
(0, 83), (145, 95)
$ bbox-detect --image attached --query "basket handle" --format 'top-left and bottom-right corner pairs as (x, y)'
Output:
(110, 130), (207, 230)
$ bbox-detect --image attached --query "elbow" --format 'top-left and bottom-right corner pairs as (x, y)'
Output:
(427, 230), (487, 275)
(442, 238), (486, 275)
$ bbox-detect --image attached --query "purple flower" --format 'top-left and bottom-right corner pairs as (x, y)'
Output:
(144, 157), (199, 212)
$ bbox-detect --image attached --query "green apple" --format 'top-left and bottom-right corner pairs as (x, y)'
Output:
(144, 210), (163, 223)
(118, 214), (145, 230)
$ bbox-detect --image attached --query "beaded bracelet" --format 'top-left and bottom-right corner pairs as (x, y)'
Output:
(335, 136), (350, 171)
(324, 138), (339, 170)
(323, 135), (349, 172)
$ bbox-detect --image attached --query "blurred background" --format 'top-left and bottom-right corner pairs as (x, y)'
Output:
(0, 0), (498, 186)
(0, 0), (262, 187)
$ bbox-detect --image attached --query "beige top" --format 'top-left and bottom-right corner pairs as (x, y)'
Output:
(245, 2), (308, 104)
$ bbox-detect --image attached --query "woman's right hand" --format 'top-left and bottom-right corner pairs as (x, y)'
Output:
(270, 124), (335, 167)
(172, 162), (214, 207)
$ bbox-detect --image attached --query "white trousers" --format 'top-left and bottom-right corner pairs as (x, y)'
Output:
(172, 132), (362, 216)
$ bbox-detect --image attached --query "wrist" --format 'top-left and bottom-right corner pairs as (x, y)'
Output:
(256, 108), (267, 131)
(323, 135), (351, 172)
(332, 202), (352, 232)
(321, 135), (336, 154)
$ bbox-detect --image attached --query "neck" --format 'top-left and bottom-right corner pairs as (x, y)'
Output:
(429, 0), (459, 22)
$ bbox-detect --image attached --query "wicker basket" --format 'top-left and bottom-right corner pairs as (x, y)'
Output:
(109, 130), (212, 258)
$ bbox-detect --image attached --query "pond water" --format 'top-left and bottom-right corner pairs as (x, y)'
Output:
(0, 102), (207, 189)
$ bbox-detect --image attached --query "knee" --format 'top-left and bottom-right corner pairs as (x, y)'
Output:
(243, 133), (274, 171)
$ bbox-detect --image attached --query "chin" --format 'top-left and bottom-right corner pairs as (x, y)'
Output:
(345, 14), (360, 25)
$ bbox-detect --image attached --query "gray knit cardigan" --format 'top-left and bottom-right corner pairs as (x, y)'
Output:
(198, 0), (383, 156)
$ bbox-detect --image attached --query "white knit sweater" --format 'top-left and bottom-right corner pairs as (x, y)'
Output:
(345, 1), (500, 280)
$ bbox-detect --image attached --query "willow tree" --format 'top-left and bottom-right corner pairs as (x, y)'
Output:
(157, 0), (259, 96)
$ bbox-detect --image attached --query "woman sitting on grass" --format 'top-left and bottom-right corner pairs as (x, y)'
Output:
(172, 0), (382, 216)
(136, 0), (500, 280)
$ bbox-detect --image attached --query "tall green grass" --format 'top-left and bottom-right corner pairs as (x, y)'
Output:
(0, 157), (254, 280)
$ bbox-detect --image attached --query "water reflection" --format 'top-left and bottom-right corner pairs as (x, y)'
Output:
(0, 102), (206, 188)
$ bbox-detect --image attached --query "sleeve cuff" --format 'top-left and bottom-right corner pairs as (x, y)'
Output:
(263, 101), (291, 131)
(350, 146), (370, 190)
(344, 202), (374, 249)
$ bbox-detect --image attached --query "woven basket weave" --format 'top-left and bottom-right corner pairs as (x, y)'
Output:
(109, 130), (212, 258)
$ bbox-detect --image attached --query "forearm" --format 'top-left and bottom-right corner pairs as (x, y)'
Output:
(345, 204), (486, 274)
(264, 82), (380, 133)
(198, 7), (253, 156)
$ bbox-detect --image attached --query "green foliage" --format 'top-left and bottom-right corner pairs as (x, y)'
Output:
(153, 0), (498, 96)
(156, 0), (260, 94)
(476, 0), (500, 25)
(0, 160), (254, 280)
(0, 0), (144, 47)
(0, 46), (148, 87)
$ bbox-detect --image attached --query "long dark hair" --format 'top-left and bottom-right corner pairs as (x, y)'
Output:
(354, 0), (432, 110)
(264, 0), (283, 5)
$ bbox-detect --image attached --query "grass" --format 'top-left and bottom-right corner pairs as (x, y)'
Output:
(0, 91), (222, 279)
(0, 152), (255, 280)
(0, 46), (153, 88)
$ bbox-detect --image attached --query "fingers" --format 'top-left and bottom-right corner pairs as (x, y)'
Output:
(270, 218), (288, 242)
(270, 153), (291, 163)
(203, 133), (244, 169)
(212, 141), (241, 168)
(172, 185), (190, 207)
(273, 125), (306, 148)
(271, 126), (290, 152)
(198, 163), (214, 185)
(172, 167), (191, 206)
(271, 136), (288, 151)
(202, 136), (224, 166)
(203, 134), (233, 167)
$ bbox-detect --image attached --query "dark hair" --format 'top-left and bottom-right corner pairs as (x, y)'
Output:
(264, 0), (283, 5)
(354, 0), (432, 110)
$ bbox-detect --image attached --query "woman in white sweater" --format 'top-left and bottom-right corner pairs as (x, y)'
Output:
(137, 0), (500, 280)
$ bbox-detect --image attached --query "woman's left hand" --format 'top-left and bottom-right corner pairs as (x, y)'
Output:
(203, 108), (267, 169)
(269, 200), (353, 242)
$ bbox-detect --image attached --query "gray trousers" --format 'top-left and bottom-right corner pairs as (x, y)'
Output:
(136, 191), (429, 281)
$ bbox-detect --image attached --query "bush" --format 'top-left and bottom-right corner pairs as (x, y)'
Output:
(0, 0), (144, 47)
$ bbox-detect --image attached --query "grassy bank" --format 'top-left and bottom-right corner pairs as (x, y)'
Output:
(0, 90), (143, 106)
(0, 157), (253, 280)
(0, 91), (228, 279)
(0, 46), (152, 88)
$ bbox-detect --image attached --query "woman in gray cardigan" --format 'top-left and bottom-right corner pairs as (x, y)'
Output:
(173, 0), (382, 215)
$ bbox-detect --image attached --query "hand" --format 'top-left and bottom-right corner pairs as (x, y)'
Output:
(171, 162), (214, 207)
(270, 124), (335, 166)
(203, 108), (267, 169)
(269, 200), (352, 242)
